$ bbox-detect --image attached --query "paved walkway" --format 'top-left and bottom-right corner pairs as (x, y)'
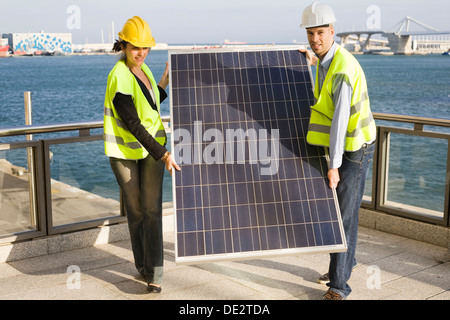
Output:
(0, 214), (449, 302)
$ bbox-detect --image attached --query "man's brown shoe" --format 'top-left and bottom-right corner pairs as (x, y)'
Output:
(322, 289), (345, 300)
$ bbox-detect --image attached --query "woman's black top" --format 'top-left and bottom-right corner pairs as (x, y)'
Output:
(112, 73), (168, 160)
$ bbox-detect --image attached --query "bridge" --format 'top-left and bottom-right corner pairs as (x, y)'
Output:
(337, 17), (450, 54)
(336, 30), (386, 53)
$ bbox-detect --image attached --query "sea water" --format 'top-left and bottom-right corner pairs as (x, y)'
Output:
(0, 51), (449, 207)
(0, 51), (173, 203)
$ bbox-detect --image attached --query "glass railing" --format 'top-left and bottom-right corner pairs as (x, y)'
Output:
(362, 113), (450, 225)
(0, 121), (121, 242)
(0, 113), (448, 243)
(0, 143), (40, 236)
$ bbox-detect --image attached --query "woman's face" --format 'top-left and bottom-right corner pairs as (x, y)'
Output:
(123, 43), (150, 69)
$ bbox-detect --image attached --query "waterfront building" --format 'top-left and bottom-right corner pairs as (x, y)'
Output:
(2, 32), (72, 55)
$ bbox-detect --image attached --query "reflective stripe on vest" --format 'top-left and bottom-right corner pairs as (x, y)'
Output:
(104, 106), (166, 138)
(306, 44), (376, 151)
(103, 60), (166, 159)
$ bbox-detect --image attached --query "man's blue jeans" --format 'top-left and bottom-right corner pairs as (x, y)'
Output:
(109, 155), (165, 285)
(327, 142), (375, 298)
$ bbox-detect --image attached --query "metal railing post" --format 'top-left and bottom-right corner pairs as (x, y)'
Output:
(24, 91), (37, 228)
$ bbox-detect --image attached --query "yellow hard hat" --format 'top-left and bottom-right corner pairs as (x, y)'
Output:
(118, 16), (156, 48)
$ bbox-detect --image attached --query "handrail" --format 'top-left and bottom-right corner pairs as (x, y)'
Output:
(1, 113), (449, 138)
(0, 115), (171, 138)
(0, 121), (103, 137)
(372, 112), (450, 128)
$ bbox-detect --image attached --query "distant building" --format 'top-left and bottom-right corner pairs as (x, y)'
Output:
(2, 32), (72, 54)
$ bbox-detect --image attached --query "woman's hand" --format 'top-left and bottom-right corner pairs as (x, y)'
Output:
(158, 61), (170, 89)
(161, 151), (180, 175)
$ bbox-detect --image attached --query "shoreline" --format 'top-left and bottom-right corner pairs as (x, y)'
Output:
(13, 44), (303, 57)
(3, 43), (444, 57)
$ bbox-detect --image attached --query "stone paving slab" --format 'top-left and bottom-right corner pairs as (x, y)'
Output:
(0, 223), (448, 301)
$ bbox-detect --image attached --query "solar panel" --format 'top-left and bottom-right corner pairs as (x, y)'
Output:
(169, 48), (346, 264)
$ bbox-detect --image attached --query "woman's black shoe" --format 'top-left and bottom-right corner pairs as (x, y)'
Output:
(147, 284), (162, 293)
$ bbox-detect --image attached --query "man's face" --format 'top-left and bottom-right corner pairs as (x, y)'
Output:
(306, 26), (335, 59)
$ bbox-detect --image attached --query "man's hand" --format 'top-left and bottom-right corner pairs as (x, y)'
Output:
(328, 168), (340, 189)
(298, 48), (318, 66)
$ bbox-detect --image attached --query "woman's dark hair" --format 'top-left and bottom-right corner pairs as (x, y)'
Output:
(113, 39), (128, 61)
(113, 39), (128, 52)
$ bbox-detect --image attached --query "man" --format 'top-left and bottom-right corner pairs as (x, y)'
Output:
(299, 2), (377, 300)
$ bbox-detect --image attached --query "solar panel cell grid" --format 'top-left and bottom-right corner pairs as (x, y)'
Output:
(170, 49), (346, 264)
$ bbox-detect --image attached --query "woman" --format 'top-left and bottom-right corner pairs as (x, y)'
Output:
(103, 16), (180, 293)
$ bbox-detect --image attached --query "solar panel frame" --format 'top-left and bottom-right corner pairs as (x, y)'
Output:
(169, 47), (346, 265)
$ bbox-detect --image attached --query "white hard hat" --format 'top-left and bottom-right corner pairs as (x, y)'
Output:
(300, 1), (336, 29)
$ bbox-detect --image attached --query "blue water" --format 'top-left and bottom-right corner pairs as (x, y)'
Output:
(0, 51), (172, 202)
(358, 54), (450, 119)
(1, 51), (449, 208)
(0, 51), (170, 126)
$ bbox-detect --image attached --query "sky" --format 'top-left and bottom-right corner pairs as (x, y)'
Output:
(1, 0), (449, 45)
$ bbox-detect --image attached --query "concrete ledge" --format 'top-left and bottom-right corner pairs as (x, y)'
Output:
(0, 223), (130, 264)
(0, 213), (174, 264)
(359, 208), (450, 249)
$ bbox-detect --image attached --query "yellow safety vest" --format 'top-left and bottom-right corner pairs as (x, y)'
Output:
(306, 44), (376, 151)
(103, 60), (166, 159)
